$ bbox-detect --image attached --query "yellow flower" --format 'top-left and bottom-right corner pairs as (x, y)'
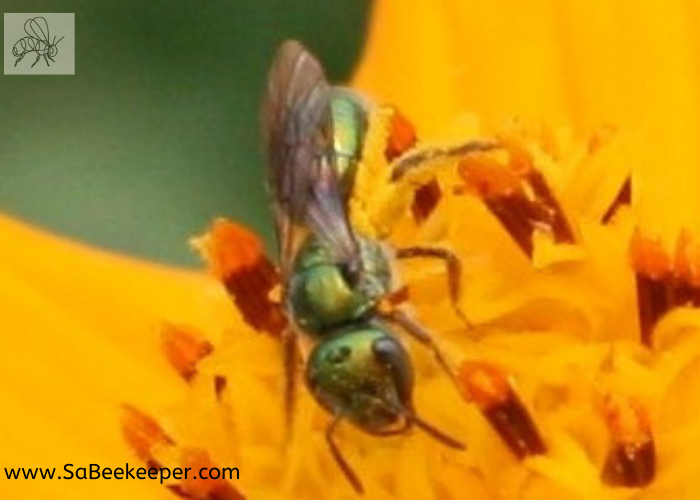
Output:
(5, 1), (700, 499)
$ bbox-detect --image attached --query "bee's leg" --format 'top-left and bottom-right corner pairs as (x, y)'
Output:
(31, 54), (41, 68)
(391, 140), (499, 181)
(395, 245), (471, 328)
(379, 308), (457, 386)
(326, 416), (363, 494)
(282, 326), (301, 440)
(44, 55), (50, 67)
(14, 53), (25, 66)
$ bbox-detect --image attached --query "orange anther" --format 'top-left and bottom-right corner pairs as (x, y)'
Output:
(162, 323), (213, 381)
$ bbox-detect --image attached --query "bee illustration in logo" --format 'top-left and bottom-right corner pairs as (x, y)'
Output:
(12, 17), (65, 68)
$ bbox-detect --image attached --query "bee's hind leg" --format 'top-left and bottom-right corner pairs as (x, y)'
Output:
(395, 245), (472, 328)
(14, 53), (25, 67)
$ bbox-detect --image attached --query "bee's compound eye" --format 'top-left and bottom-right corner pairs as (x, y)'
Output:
(372, 335), (413, 402)
(326, 345), (352, 365)
(372, 337), (400, 363)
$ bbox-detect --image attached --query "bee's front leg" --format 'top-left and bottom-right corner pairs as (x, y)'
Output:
(379, 307), (457, 386)
(325, 416), (363, 494)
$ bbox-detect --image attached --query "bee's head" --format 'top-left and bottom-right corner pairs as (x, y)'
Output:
(306, 328), (413, 433)
(48, 36), (64, 57)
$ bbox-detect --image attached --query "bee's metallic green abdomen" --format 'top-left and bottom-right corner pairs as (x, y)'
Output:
(288, 236), (391, 335)
(330, 94), (366, 194)
(306, 326), (413, 432)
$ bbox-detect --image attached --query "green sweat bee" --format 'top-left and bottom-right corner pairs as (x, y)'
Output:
(262, 40), (499, 493)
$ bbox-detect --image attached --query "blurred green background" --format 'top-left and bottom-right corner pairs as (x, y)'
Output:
(1, 0), (370, 266)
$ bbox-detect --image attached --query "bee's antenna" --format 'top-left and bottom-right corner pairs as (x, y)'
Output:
(378, 396), (465, 450)
(55, 36), (65, 45)
(403, 408), (465, 450)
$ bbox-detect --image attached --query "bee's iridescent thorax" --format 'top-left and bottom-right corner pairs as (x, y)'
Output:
(306, 326), (413, 433)
(287, 235), (392, 336)
(329, 92), (367, 196)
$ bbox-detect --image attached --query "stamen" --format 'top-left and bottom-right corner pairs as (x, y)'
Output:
(601, 395), (655, 488)
(384, 107), (417, 162)
(121, 405), (173, 466)
(601, 178), (631, 224)
(458, 144), (575, 258)
(411, 179), (442, 223)
(122, 407), (244, 499)
(214, 375), (228, 399)
(171, 448), (245, 500)
(458, 361), (546, 459)
(380, 285), (409, 311)
(162, 323), (213, 381)
(193, 219), (287, 336)
(381, 107), (442, 223)
(631, 229), (700, 346)
(587, 124), (617, 154)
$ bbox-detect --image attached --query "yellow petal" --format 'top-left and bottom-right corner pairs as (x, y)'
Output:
(10, 0), (700, 498)
(0, 214), (231, 499)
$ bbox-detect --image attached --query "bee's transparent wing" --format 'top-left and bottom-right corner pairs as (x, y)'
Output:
(263, 40), (359, 280)
(305, 156), (361, 267)
(25, 17), (50, 43)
